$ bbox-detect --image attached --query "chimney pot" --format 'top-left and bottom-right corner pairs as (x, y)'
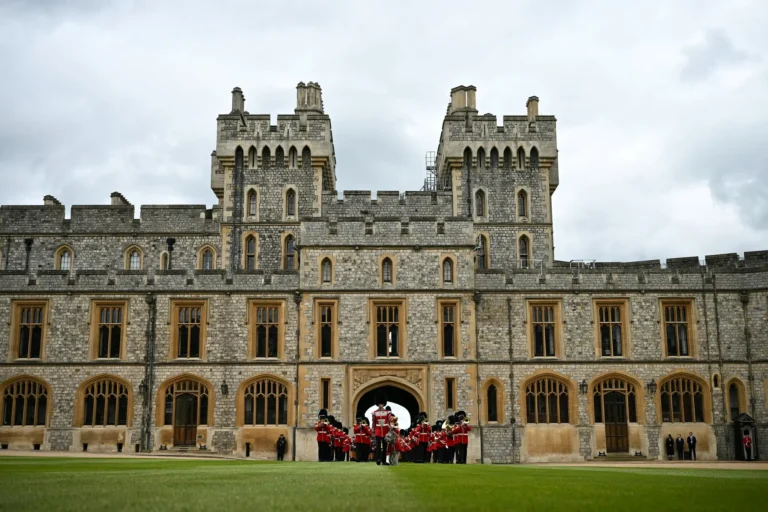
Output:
(231, 86), (245, 113)
(526, 96), (539, 120)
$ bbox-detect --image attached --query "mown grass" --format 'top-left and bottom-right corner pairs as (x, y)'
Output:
(0, 457), (766, 512)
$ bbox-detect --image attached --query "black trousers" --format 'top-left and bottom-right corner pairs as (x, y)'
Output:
(277, 448), (285, 461)
(417, 442), (427, 462)
(335, 446), (343, 461)
(677, 448), (683, 460)
(448, 446), (455, 463)
(456, 444), (467, 464)
(689, 446), (696, 460)
(375, 436), (387, 464)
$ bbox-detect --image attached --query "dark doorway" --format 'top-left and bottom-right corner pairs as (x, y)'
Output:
(604, 391), (629, 453)
(355, 385), (420, 425)
(174, 394), (198, 446)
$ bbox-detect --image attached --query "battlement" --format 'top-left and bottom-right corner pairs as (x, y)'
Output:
(549, 251), (768, 272)
(321, 190), (454, 218)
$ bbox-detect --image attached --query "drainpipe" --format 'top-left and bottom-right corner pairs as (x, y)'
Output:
(292, 290), (301, 461)
(699, 269), (721, 452)
(473, 291), (483, 464)
(740, 291), (756, 419)
(507, 297), (516, 464)
(141, 293), (157, 452)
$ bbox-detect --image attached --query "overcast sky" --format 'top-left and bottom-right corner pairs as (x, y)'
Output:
(1, 0), (766, 262)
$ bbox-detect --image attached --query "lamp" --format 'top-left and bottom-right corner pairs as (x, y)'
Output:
(139, 379), (148, 401)
(579, 380), (588, 394)
(647, 379), (657, 395)
(221, 380), (229, 396)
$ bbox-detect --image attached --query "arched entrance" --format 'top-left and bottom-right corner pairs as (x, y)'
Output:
(355, 384), (421, 428)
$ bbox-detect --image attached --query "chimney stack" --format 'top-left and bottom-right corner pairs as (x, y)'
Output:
(43, 195), (61, 206)
(526, 96), (539, 120)
(295, 81), (324, 114)
(448, 85), (478, 115)
(110, 192), (131, 206)
(231, 87), (245, 113)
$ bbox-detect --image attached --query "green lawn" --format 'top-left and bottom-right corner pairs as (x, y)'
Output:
(0, 457), (766, 512)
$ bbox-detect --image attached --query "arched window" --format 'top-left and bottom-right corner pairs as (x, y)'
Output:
(80, 377), (131, 427)
(247, 190), (257, 217)
(503, 147), (512, 168)
(519, 236), (530, 269)
(487, 384), (498, 422)
(275, 146), (285, 168)
(525, 376), (570, 424)
(125, 247), (142, 270)
(57, 247), (72, 271)
(321, 258), (332, 283)
(477, 147), (485, 169)
(475, 190), (486, 217)
(201, 249), (214, 270)
(286, 189), (296, 217)
(592, 377), (637, 423)
(160, 253), (169, 270)
(517, 147), (526, 169)
(475, 235), (488, 270)
(289, 146), (298, 168)
(243, 378), (288, 426)
(382, 258), (393, 283)
(442, 259), (453, 283)
(712, 374), (720, 389)
(729, 383), (741, 421)
(284, 235), (296, 270)
(248, 146), (256, 168)
(1, 377), (49, 427)
(463, 147), (472, 169)
(517, 190), (527, 217)
(245, 235), (257, 270)
(162, 378), (210, 427)
(261, 146), (271, 167)
(490, 147), (499, 168)
(659, 375), (706, 423)
(302, 146), (311, 168)
(530, 147), (539, 169)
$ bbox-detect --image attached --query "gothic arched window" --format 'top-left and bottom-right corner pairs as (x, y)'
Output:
(261, 146), (271, 167)
(475, 235), (488, 270)
(659, 375), (707, 423)
(275, 146), (285, 168)
(525, 376), (570, 424)
(490, 147), (499, 169)
(243, 378), (288, 426)
(442, 259), (453, 283)
(530, 147), (539, 169)
(503, 147), (512, 168)
(382, 258), (393, 283)
(245, 235), (257, 270)
(80, 377), (131, 427)
(475, 190), (486, 217)
(286, 189), (296, 217)
(477, 147), (485, 169)
(519, 236), (530, 269)
(321, 258), (332, 283)
(284, 235), (296, 270)
(517, 147), (526, 169)
(1, 378), (49, 427)
(248, 190), (257, 217)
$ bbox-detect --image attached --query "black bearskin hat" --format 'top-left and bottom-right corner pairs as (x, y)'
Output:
(343, 427), (349, 434)
(400, 429), (407, 436)
(375, 391), (387, 406)
(318, 408), (327, 419)
(455, 410), (466, 420)
(418, 411), (427, 421)
(385, 406), (392, 412)
(327, 415), (336, 424)
(356, 416), (363, 423)
(435, 420), (443, 429)
(447, 415), (455, 424)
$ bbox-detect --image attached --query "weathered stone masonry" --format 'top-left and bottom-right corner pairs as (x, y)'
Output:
(1, 83), (766, 463)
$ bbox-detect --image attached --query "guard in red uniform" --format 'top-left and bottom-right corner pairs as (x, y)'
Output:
(315, 409), (331, 462)
(354, 417), (372, 463)
(444, 415), (456, 463)
(416, 412), (430, 463)
(453, 411), (471, 464)
(372, 392), (392, 466)
(332, 420), (345, 461)
(342, 427), (352, 461)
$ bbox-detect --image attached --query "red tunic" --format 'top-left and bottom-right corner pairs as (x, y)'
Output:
(342, 437), (352, 453)
(354, 424), (370, 445)
(418, 423), (431, 443)
(315, 421), (330, 443)
(445, 426), (455, 448)
(333, 431), (344, 448)
(372, 409), (392, 437)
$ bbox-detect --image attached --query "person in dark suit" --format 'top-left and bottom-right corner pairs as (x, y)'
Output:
(687, 432), (697, 461)
(276, 434), (287, 461)
(665, 434), (675, 460)
(675, 434), (685, 460)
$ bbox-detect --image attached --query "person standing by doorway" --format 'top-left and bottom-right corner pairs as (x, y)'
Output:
(372, 392), (392, 466)
(665, 434), (675, 460)
(744, 430), (753, 460)
(676, 434), (685, 460)
(276, 434), (287, 461)
(687, 432), (697, 461)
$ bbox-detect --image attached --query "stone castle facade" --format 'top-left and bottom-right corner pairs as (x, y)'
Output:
(0, 83), (765, 463)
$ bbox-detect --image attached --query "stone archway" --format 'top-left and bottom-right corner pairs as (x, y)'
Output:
(349, 366), (427, 427)
(355, 384), (421, 426)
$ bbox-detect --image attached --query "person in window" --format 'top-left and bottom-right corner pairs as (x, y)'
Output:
(686, 432), (697, 461)
(276, 434), (287, 461)
(675, 434), (685, 460)
(665, 434), (675, 460)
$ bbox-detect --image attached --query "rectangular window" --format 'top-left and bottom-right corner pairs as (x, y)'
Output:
(170, 300), (207, 360)
(11, 301), (48, 360)
(529, 302), (559, 358)
(439, 301), (458, 358)
(91, 302), (126, 360)
(595, 301), (627, 358)
(662, 301), (693, 357)
(376, 304), (400, 357)
(445, 378), (456, 410)
(249, 301), (284, 359)
(319, 304), (334, 358)
(321, 378), (330, 410)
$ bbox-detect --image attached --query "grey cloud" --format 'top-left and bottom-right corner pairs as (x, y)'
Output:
(680, 30), (756, 82)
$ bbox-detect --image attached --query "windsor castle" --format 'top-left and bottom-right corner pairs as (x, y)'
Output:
(0, 83), (765, 462)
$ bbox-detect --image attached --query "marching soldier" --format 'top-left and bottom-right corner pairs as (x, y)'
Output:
(333, 420), (345, 461)
(372, 392), (392, 466)
(416, 412), (430, 463)
(342, 427), (352, 461)
(315, 409), (331, 462)
(354, 416), (371, 463)
(444, 415), (456, 464)
(453, 410), (471, 464)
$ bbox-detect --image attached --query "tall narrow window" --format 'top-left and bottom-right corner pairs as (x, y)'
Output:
(289, 146), (297, 168)
(382, 258), (393, 283)
(261, 146), (271, 167)
(286, 189), (296, 217)
(201, 249), (213, 270)
(477, 147), (485, 169)
(81, 378), (130, 427)
(255, 305), (279, 358)
(442, 304), (456, 357)
(275, 146), (285, 167)
(245, 235), (257, 270)
(248, 190), (257, 217)
(663, 303), (691, 356)
(598, 304), (624, 357)
(128, 250), (141, 270)
(475, 236), (488, 270)
(517, 147), (526, 169)
(161, 253), (169, 270)
(284, 235), (296, 270)
(525, 377), (569, 424)
(531, 303), (557, 357)
(302, 146), (311, 168)
(442, 259), (453, 283)
(503, 147), (512, 168)
(530, 147), (539, 169)
(445, 378), (456, 410)
(321, 258), (332, 283)
(517, 190), (527, 217)
(659, 376), (706, 423)
(58, 249), (72, 271)
(519, 236), (530, 269)
(176, 306), (202, 358)
(490, 147), (499, 168)
(729, 383), (741, 421)
(463, 147), (472, 168)
(487, 385), (498, 422)
(475, 190), (486, 217)
(248, 146), (256, 168)
(375, 304), (401, 357)
(320, 304), (333, 358)
(243, 378), (288, 426)
(97, 306), (123, 359)
(1, 379), (48, 427)
(16, 304), (44, 359)
(321, 378), (330, 410)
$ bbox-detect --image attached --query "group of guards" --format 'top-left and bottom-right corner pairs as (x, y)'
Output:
(314, 392), (471, 465)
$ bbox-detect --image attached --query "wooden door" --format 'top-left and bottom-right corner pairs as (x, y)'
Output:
(173, 394), (198, 446)
(604, 391), (629, 453)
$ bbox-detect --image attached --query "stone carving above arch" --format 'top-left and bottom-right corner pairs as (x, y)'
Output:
(351, 366), (425, 392)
